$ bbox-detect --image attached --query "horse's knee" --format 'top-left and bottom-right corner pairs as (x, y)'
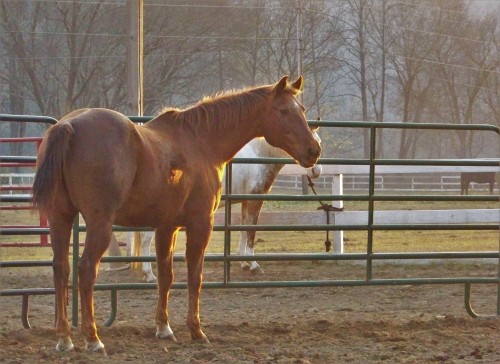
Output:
(77, 256), (99, 281)
(53, 258), (70, 277)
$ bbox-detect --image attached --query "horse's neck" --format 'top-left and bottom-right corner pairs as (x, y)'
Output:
(197, 106), (267, 167)
(251, 138), (288, 159)
(150, 89), (270, 166)
(208, 124), (261, 167)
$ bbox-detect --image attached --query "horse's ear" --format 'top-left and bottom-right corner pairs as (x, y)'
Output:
(310, 116), (320, 131)
(274, 76), (289, 93)
(291, 76), (303, 92)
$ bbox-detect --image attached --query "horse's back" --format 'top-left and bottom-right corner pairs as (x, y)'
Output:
(462, 172), (495, 184)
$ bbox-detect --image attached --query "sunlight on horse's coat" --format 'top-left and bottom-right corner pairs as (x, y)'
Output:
(108, 129), (322, 279)
(32, 76), (320, 354)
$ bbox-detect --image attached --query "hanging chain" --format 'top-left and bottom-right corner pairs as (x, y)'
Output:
(306, 175), (343, 252)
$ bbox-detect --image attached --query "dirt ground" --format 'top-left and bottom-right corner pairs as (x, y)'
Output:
(1, 260), (499, 364)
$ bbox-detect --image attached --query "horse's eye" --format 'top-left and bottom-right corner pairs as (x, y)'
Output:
(280, 108), (288, 114)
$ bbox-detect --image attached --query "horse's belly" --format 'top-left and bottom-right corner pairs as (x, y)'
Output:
(114, 207), (180, 228)
(114, 192), (185, 228)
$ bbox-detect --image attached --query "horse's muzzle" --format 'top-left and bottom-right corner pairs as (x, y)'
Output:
(307, 164), (323, 179)
(299, 144), (321, 168)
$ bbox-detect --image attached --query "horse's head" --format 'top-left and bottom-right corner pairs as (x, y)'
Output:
(306, 125), (322, 178)
(262, 76), (321, 168)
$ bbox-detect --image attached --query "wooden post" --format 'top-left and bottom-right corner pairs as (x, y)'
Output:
(117, 0), (143, 262)
(126, 0), (143, 117)
(301, 174), (308, 195)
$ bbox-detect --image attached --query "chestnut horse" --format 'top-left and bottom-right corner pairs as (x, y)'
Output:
(108, 130), (322, 281)
(32, 76), (321, 354)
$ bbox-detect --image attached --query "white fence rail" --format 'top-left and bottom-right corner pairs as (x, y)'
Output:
(0, 173), (35, 195)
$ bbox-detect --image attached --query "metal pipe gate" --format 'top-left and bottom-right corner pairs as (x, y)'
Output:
(1, 114), (499, 329)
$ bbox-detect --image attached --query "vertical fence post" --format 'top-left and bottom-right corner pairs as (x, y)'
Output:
(301, 175), (308, 195)
(223, 163), (233, 284)
(366, 125), (377, 281)
(332, 174), (344, 254)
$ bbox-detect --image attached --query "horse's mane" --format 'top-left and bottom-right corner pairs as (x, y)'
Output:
(154, 82), (300, 135)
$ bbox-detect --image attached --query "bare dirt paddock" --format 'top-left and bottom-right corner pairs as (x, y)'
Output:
(1, 261), (499, 363)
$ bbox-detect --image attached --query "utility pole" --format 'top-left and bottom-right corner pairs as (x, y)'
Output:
(296, 0), (304, 104)
(111, 0), (144, 266)
(126, 0), (144, 117)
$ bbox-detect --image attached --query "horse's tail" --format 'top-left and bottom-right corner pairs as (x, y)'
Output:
(32, 122), (74, 214)
(131, 231), (142, 270)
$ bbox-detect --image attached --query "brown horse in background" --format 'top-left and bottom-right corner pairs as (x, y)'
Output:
(32, 76), (321, 354)
(460, 172), (496, 195)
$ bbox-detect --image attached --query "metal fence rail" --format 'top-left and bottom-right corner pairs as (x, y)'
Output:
(1, 115), (499, 329)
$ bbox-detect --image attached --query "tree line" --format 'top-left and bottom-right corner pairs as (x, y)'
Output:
(1, 0), (498, 159)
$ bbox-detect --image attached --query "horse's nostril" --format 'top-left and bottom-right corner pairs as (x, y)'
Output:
(308, 146), (320, 159)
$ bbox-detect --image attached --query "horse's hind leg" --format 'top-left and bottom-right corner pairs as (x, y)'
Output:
(238, 201), (251, 270)
(154, 227), (179, 341)
(49, 209), (77, 352)
(245, 200), (264, 274)
(105, 233), (129, 271)
(142, 231), (157, 282)
(78, 219), (113, 354)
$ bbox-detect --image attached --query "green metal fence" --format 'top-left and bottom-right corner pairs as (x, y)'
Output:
(1, 114), (499, 329)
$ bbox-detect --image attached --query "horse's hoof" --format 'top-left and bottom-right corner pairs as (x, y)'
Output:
(156, 324), (177, 342)
(104, 264), (130, 272)
(250, 263), (264, 275)
(144, 274), (157, 283)
(156, 332), (177, 343)
(240, 262), (251, 271)
(55, 337), (74, 352)
(192, 333), (210, 344)
(85, 339), (107, 356)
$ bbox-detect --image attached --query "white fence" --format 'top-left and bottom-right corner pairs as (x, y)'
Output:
(276, 165), (500, 193)
(0, 173), (35, 195)
(267, 164), (500, 253)
(276, 174), (469, 192)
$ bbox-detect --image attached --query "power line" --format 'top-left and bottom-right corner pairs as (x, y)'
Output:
(1, 1), (495, 46)
(1, 30), (126, 38)
(2, 0), (125, 5)
(4, 43), (499, 76)
(431, 76), (499, 93)
(339, 44), (500, 75)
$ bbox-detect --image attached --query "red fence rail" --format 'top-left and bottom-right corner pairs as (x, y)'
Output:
(1, 137), (48, 246)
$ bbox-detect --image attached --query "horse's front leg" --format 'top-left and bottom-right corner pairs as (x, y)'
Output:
(78, 223), (113, 355)
(154, 227), (179, 342)
(185, 221), (212, 343)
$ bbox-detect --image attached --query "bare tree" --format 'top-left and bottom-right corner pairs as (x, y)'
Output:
(434, 1), (499, 157)
(0, 1), (126, 118)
